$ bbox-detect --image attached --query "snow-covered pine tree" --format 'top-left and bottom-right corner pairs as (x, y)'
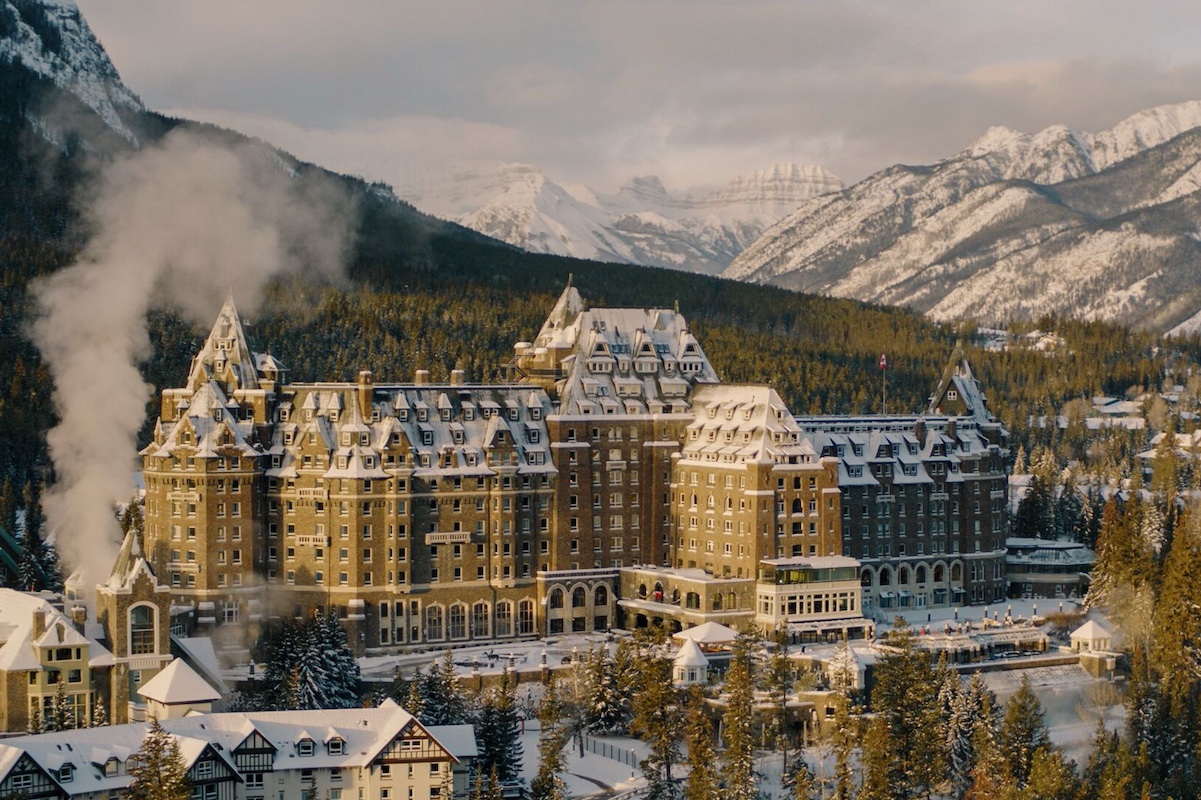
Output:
(405, 670), (425, 719)
(91, 694), (108, 727)
(682, 685), (718, 800)
(586, 648), (628, 733)
(127, 719), (191, 800)
(999, 677), (1051, 788)
(421, 651), (469, 725)
(720, 632), (758, 800)
(531, 678), (569, 800)
(475, 674), (522, 782)
(311, 611), (360, 709)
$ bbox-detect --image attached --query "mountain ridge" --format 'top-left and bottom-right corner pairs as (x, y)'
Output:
(726, 101), (1201, 331)
(401, 160), (842, 275)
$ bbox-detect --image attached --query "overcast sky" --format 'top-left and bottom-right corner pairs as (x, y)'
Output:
(78, 0), (1201, 195)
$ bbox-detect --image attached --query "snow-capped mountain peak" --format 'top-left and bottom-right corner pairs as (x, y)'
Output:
(401, 161), (843, 274)
(726, 99), (1201, 332)
(0, 0), (143, 143)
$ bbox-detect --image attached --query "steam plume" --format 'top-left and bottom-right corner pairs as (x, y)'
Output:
(32, 128), (354, 580)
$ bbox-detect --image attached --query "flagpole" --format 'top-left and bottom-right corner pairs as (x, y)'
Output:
(880, 354), (888, 415)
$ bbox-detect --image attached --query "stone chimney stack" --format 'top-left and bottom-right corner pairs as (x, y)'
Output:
(32, 610), (46, 640)
(450, 369), (465, 386)
(357, 370), (373, 421)
(415, 369), (430, 386)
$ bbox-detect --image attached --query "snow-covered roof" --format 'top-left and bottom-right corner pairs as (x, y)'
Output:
(673, 638), (710, 668)
(0, 589), (111, 673)
(1070, 620), (1112, 642)
(672, 621), (741, 645)
(138, 658), (221, 705)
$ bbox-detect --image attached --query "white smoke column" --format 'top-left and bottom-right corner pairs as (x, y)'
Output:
(32, 128), (353, 580)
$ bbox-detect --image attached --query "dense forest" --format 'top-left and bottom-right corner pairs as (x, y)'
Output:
(2, 53), (1199, 496)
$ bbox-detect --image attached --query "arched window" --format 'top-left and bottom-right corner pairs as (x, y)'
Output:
(861, 569), (874, 588)
(951, 563), (963, 582)
(595, 585), (609, 606)
(916, 566), (928, 584)
(934, 564), (946, 583)
(899, 566), (910, 585)
(472, 602), (490, 638)
(549, 588), (565, 609)
(792, 498), (802, 514)
(518, 600), (535, 636)
(727, 592), (736, 611)
(425, 606), (444, 640)
(572, 587), (587, 608)
(686, 592), (701, 610)
(449, 604), (467, 639)
(130, 605), (156, 655)
(711, 593), (723, 611)
(495, 602), (513, 637)
(879, 567), (892, 586)
(637, 583), (647, 598)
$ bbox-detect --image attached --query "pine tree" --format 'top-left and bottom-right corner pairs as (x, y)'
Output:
(766, 629), (793, 778)
(783, 756), (817, 800)
(858, 716), (892, 800)
(963, 692), (1011, 800)
(999, 677), (1051, 788)
(26, 704), (43, 735)
(868, 619), (944, 800)
(309, 611), (360, 708)
(827, 639), (858, 800)
(476, 674), (523, 782)
(0, 476), (17, 537)
(630, 649), (682, 800)
(720, 632), (758, 800)
(683, 685), (719, 800)
(405, 670), (425, 719)
(48, 680), (72, 731)
(18, 481), (46, 592)
(1022, 748), (1080, 800)
(91, 694), (108, 727)
(127, 719), (192, 800)
(421, 651), (469, 725)
(586, 648), (629, 734)
(531, 678), (570, 800)
(945, 673), (995, 800)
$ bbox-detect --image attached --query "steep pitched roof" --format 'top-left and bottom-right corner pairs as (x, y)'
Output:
(138, 658), (221, 705)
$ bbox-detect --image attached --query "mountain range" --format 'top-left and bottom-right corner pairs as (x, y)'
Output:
(400, 162), (841, 275)
(725, 102), (1201, 332)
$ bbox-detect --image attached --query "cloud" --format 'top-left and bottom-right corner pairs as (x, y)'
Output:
(79, 0), (1201, 188)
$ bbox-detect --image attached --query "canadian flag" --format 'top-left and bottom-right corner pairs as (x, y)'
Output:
(879, 354), (887, 370)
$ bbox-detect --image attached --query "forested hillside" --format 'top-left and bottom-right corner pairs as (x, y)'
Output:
(1, 42), (1196, 489)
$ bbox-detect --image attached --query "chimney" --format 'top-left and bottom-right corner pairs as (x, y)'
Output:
(415, 369), (430, 386)
(450, 369), (465, 386)
(71, 606), (87, 634)
(915, 418), (926, 446)
(357, 370), (373, 420)
(32, 610), (46, 640)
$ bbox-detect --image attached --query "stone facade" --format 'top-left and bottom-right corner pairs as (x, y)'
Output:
(138, 290), (1009, 652)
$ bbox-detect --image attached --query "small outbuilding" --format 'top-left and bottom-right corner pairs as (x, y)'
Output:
(673, 638), (710, 686)
(1070, 620), (1113, 653)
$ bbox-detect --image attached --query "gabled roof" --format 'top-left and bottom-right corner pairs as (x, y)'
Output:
(1070, 620), (1112, 641)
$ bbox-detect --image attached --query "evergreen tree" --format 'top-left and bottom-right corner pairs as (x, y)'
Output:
(766, 629), (793, 778)
(586, 648), (629, 733)
(783, 756), (816, 800)
(630, 649), (682, 800)
(91, 694), (108, 727)
(867, 619), (944, 800)
(1021, 748), (1079, 800)
(308, 611), (360, 708)
(18, 480), (46, 592)
(826, 639), (859, 800)
(26, 704), (43, 735)
(421, 651), (469, 725)
(999, 677), (1051, 788)
(48, 680), (72, 731)
(859, 716), (893, 800)
(683, 685), (719, 800)
(405, 669), (425, 719)
(475, 674), (523, 782)
(945, 673), (995, 800)
(531, 678), (569, 800)
(127, 719), (191, 800)
(720, 632), (758, 800)
(0, 476), (16, 537)
(963, 692), (1011, 800)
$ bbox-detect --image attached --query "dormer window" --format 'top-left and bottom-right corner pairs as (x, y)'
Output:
(948, 390), (958, 400)
(104, 758), (119, 777)
(298, 739), (315, 757)
(59, 764), (73, 782)
(327, 738), (345, 755)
